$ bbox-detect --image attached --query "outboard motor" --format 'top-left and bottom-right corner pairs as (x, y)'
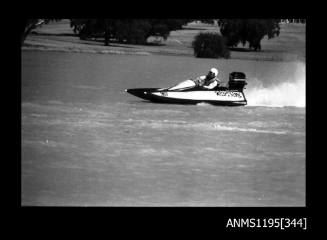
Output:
(228, 72), (247, 91)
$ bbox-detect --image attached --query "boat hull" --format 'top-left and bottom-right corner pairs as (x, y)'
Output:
(125, 88), (247, 106)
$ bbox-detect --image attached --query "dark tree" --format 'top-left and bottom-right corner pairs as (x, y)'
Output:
(218, 19), (281, 51)
(70, 19), (192, 45)
(22, 19), (61, 44)
(70, 19), (115, 45)
(147, 19), (190, 40)
(110, 19), (152, 44)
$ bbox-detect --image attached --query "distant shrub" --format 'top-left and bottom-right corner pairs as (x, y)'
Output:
(192, 32), (230, 59)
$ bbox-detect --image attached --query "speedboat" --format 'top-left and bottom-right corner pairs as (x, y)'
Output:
(125, 72), (247, 106)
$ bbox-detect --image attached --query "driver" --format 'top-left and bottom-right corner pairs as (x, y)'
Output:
(194, 68), (220, 89)
(168, 68), (220, 91)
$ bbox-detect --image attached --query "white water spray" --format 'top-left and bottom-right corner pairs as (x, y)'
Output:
(245, 62), (305, 108)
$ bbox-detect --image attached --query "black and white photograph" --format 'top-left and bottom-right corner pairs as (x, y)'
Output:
(21, 19), (306, 207)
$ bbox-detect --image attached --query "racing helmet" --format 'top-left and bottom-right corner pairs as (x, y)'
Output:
(209, 68), (218, 77)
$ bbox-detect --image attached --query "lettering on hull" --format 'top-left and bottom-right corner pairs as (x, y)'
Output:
(215, 91), (243, 98)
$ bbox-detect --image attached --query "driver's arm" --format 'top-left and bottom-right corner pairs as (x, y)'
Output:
(202, 81), (218, 89)
(194, 76), (206, 86)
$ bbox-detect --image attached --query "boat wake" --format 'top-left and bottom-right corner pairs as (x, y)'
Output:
(245, 61), (305, 108)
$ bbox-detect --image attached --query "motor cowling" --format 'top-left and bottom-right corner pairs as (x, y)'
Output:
(228, 72), (247, 91)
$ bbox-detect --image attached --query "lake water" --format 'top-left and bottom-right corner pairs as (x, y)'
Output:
(21, 51), (305, 206)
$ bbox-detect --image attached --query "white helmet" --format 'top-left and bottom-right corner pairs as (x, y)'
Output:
(209, 68), (218, 77)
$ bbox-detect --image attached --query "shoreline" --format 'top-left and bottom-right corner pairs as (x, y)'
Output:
(22, 44), (305, 63)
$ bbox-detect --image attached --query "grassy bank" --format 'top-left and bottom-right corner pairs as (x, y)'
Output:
(22, 20), (305, 62)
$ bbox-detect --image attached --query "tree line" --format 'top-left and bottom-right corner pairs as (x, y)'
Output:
(218, 19), (281, 51)
(22, 19), (191, 45)
(22, 19), (285, 55)
(69, 19), (192, 45)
